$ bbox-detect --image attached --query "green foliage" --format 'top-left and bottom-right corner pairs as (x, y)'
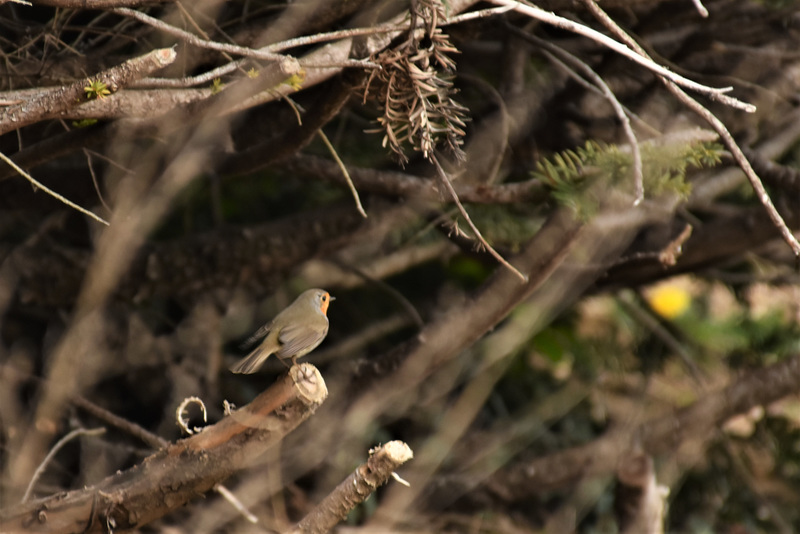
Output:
(643, 140), (721, 195)
(283, 70), (305, 91)
(71, 119), (98, 128)
(667, 284), (800, 366)
(447, 256), (490, 289)
(83, 79), (110, 100)
(532, 140), (723, 218)
(454, 204), (544, 252)
(531, 326), (574, 365)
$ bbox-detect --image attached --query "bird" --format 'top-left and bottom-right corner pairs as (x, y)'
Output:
(230, 288), (334, 374)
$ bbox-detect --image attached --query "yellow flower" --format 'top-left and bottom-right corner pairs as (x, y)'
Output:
(646, 284), (691, 319)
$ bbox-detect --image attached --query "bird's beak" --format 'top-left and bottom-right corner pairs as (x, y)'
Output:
(329, 296), (336, 301)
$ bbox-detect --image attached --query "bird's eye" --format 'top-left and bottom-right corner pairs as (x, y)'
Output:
(322, 294), (327, 302)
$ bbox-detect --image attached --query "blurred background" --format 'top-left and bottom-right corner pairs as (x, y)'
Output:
(2, 0), (800, 532)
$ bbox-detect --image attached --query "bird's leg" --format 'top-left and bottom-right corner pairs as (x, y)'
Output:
(277, 357), (291, 369)
(291, 355), (298, 367)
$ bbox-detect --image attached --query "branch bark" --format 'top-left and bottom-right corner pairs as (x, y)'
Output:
(0, 48), (177, 136)
(290, 441), (414, 534)
(0, 364), (327, 533)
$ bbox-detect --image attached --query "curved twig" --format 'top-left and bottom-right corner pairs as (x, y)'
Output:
(521, 31), (644, 204)
(134, 6), (512, 89)
(317, 130), (367, 218)
(489, 0), (755, 113)
(581, 0), (800, 256)
(112, 8), (285, 61)
(23, 427), (107, 503)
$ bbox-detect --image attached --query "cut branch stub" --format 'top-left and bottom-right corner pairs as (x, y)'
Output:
(290, 441), (414, 534)
(0, 363), (327, 533)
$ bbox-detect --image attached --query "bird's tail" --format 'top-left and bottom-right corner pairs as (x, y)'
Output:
(229, 346), (271, 374)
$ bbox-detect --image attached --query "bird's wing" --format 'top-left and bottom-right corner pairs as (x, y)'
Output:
(276, 321), (328, 358)
(239, 320), (273, 349)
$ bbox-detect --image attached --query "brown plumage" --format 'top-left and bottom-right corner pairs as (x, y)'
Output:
(230, 288), (334, 373)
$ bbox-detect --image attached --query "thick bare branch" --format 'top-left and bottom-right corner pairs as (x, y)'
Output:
(0, 87), (211, 121)
(0, 364), (327, 533)
(290, 441), (414, 534)
(0, 48), (176, 135)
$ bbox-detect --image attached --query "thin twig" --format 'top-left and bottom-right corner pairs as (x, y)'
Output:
(331, 259), (423, 327)
(691, 0), (709, 18)
(134, 6), (511, 89)
(213, 484), (259, 524)
(135, 61), (243, 88)
(443, 5), (516, 25)
(528, 44), (659, 136)
(618, 291), (705, 386)
(81, 148), (135, 175)
(0, 149), (110, 226)
(175, 0), (234, 64)
(83, 149), (113, 214)
(489, 0), (755, 113)
(22, 427), (106, 502)
(302, 58), (380, 69)
(113, 8), (285, 62)
(524, 32), (644, 204)
(553, 49), (644, 202)
(264, 23), (406, 53)
(114, 8), (380, 71)
(432, 155), (528, 282)
(262, 6), (514, 54)
(318, 130), (367, 218)
(581, 0), (800, 256)
(279, 94), (304, 126)
(671, 94), (800, 253)
(72, 395), (166, 449)
(458, 73), (510, 186)
(136, 57), (376, 89)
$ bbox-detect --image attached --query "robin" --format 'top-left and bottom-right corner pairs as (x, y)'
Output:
(230, 288), (334, 373)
